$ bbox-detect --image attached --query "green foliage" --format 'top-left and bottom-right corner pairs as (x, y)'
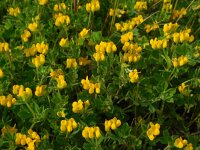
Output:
(0, 0), (199, 149)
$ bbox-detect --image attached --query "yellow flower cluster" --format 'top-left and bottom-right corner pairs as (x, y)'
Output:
(129, 69), (139, 83)
(54, 13), (70, 26)
(21, 29), (31, 42)
(172, 29), (194, 43)
(1, 124), (17, 137)
(174, 137), (193, 149)
(109, 8), (125, 18)
(72, 99), (90, 113)
(60, 118), (77, 133)
(115, 15), (144, 32)
(146, 122), (160, 141)
(66, 58), (78, 68)
(35, 42), (49, 55)
(163, 22), (179, 36)
(24, 42), (48, 57)
(50, 69), (67, 89)
(35, 85), (46, 97)
(86, 0), (100, 12)
(59, 38), (68, 47)
(162, 0), (172, 12)
(79, 28), (89, 39)
(0, 42), (9, 52)
(82, 126), (101, 139)
(25, 42), (48, 68)
(78, 56), (91, 66)
(32, 54), (45, 68)
(13, 85), (32, 100)
(105, 117), (121, 132)
(39, 0), (48, 5)
(93, 41), (117, 61)
(150, 38), (168, 49)
(7, 7), (21, 16)
(122, 42), (142, 63)
(144, 21), (159, 33)
(173, 8), (187, 20)
(54, 3), (67, 11)
(0, 94), (16, 108)
(178, 83), (187, 94)
(57, 111), (66, 118)
(172, 55), (188, 68)
(81, 76), (100, 94)
(134, 1), (147, 11)
(120, 32), (134, 44)
(15, 129), (40, 150)
(28, 22), (38, 32)
(0, 68), (4, 78)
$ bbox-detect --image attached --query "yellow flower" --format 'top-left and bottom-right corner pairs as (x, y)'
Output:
(150, 38), (168, 49)
(134, 1), (147, 11)
(178, 55), (188, 66)
(56, 75), (67, 89)
(28, 129), (41, 142)
(21, 30), (31, 42)
(39, 0), (48, 5)
(82, 126), (101, 139)
(1, 124), (17, 137)
(57, 111), (66, 118)
(35, 42), (48, 55)
(146, 122), (160, 141)
(79, 28), (89, 38)
(15, 133), (27, 145)
(86, 3), (91, 12)
(115, 23), (122, 31)
(7, 7), (21, 16)
(0, 68), (4, 78)
(184, 143), (193, 150)
(60, 118), (77, 133)
(178, 83), (188, 95)
(173, 8), (187, 20)
(24, 46), (37, 57)
(28, 22), (38, 32)
(54, 3), (67, 11)
(72, 99), (84, 113)
(163, 22), (179, 35)
(54, 13), (70, 26)
(174, 137), (188, 148)
(0, 42), (9, 52)
(59, 38), (67, 47)
(105, 117), (121, 132)
(32, 54), (45, 68)
(22, 88), (32, 100)
(84, 100), (90, 109)
(109, 8), (115, 16)
(145, 21), (159, 33)
(86, 0), (100, 12)
(66, 58), (78, 68)
(95, 83), (101, 94)
(35, 85), (46, 96)
(129, 69), (139, 83)
(78, 56), (91, 66)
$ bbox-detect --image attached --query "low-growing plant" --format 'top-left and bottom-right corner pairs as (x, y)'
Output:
(0, 0), (199, 149)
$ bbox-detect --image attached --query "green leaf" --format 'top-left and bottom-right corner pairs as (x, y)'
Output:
(90, 31), (102, 43)
(160, 88), (176, 103)
(17, 109), (32, 120)
(148, 105), (156, 113)
(115, 123), (131, 138)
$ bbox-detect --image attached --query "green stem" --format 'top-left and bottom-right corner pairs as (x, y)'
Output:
(87, 11), (92, 28)
(24, 100), (36, 118)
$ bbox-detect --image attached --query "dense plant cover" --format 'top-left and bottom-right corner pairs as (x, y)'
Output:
(0, 0), (200, 149)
